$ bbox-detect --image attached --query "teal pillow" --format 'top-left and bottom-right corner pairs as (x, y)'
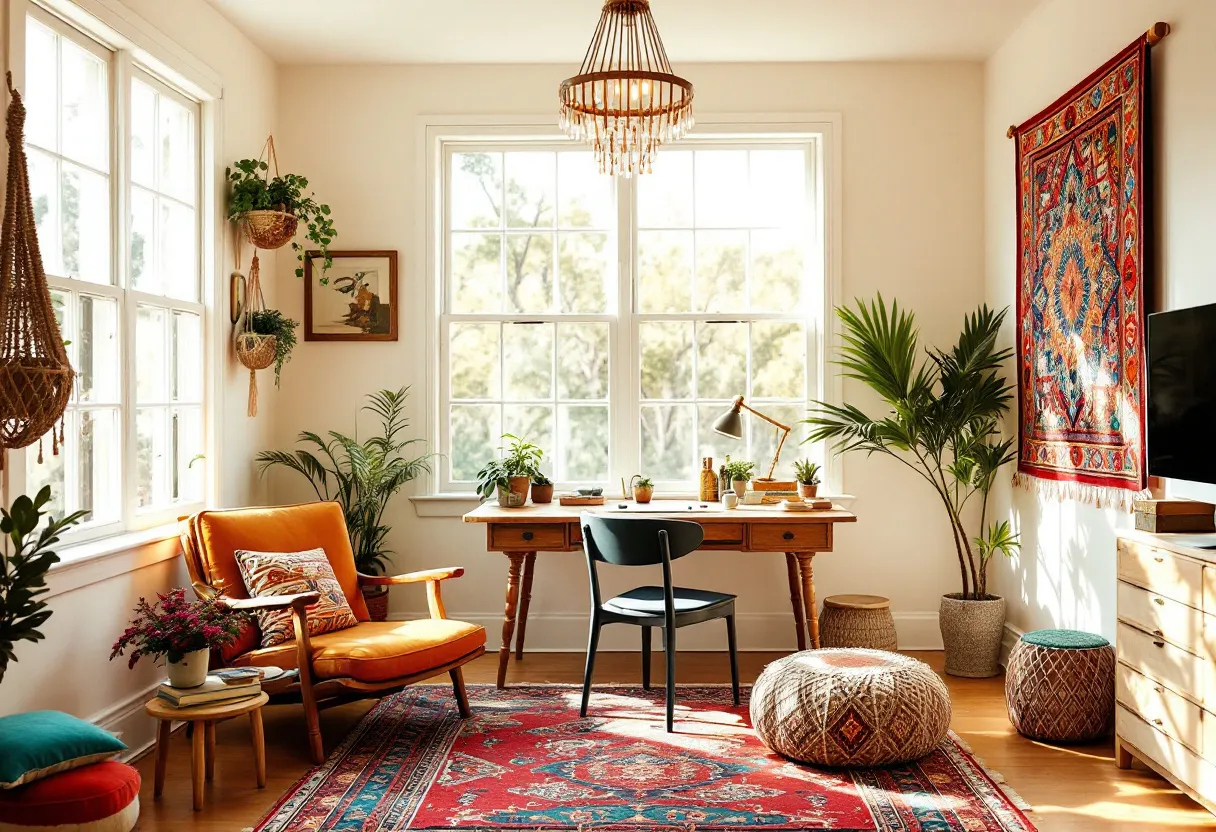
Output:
(0, 711), (127, 788)
(1021, 628), (1109, 650)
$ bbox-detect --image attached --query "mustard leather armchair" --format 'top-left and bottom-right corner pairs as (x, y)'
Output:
(180, 502), (486, 763)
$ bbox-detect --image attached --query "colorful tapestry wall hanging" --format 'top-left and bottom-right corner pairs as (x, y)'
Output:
(1012, 36), (1154, 511)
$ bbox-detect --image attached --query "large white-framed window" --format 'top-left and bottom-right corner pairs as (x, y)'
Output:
(17, 3), (210, 541)
(431, 119), (839, 496)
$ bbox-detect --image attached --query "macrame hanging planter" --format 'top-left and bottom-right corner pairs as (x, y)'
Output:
(240, 135), (297, 251)
(0, 73), (73, 468)
(234, 251), (275, 417)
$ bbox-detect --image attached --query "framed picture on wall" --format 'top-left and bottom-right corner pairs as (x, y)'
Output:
(304, 250), (399, 341)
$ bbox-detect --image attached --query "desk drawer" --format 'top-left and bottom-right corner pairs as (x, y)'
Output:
(489, 524), (567, 550)
(1118, 621), (1204, 704)
(1118, 580), (1203, 655)
(699, 523), (745, 549)
(1118, 539), (1202, 609)
(1118, 663), (1203, 754)
(751, 524), (829, 551)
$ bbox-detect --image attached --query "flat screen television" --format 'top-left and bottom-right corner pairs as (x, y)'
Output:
(1147, 303), (1216, 484)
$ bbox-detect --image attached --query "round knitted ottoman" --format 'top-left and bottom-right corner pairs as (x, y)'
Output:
(751, 648), (951, 767)
(1005, 628), (1115, 743)
(0, 761), (139, 832)
(820, 595), (898, 651)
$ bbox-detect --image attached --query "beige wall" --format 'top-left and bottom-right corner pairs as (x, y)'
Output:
(269, 61), (986, 651)
(0, 0), (278, 757)
(985, 0), (1216, 645)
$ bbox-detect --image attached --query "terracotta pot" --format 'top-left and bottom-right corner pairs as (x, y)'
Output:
(633, 485), (654, 504)
(531, 483), (554, 504)
(798, 482), (819, 499)
(363, 586), (389, 622)
(939, 593), (1006, 678)
(497, 476), (531, 508)
(732, 480), (747, 498)
(167, 648), (210, 689)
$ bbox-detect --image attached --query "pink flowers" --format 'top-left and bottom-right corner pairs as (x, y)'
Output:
(110, 587), (248, 668)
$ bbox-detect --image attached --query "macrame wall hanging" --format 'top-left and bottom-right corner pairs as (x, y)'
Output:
(233, 240), (275, 417)
(0, 73), (73, 469)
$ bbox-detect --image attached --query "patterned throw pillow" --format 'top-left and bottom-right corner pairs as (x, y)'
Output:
(236, 548), (359, 648)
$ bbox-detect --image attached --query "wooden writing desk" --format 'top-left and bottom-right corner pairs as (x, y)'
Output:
(462, 501), (857, 687)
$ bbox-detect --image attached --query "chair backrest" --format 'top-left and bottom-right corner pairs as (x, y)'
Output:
(580, 514), (704, 567)
(181, 501), (370, 622)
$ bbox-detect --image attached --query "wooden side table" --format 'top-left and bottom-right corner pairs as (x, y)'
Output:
(145, 692), (269, 811)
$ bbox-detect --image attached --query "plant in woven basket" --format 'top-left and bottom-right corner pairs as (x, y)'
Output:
(249, 309), (298, 388)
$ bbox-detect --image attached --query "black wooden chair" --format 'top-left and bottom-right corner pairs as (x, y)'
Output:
(579, 513), (740, 732)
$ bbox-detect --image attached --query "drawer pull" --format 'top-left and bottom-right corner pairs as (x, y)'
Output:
(1155, 686), (1166, 694)
(1153, 640), (1166, 648)
(1154, 556), (1165, 563)
(1153, 629), (1164, 636)
(522, 531), (534, 541)
(783, 531), (795, 541)
(1153, 597), (1166, 606)
(1152, 718), (1164, 726)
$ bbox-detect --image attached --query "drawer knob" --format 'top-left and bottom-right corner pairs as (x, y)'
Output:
(1153, 597), (1165, 606)
(522, 531), (534, 541)
(783, 531), (795, 541)
(1153, 640), (1166, 648)
(1153, 718), (1164, 726)
(1154, 556), (1165, 563)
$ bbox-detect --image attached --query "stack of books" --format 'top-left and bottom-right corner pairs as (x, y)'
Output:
(157, 667), (263, 708)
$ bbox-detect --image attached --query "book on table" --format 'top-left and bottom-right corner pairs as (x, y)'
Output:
(157, 675), (262, 707)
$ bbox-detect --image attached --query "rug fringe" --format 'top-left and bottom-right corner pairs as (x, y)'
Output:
(1012, 471), (1149, 513)
(949, 732), (1034, 812)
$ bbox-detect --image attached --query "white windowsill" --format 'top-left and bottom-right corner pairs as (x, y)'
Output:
(411, 493), (856, 518)
(45, 522), (184, 599)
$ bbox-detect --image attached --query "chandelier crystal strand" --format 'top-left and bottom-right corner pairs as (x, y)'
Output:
(559, 0), (694, 177)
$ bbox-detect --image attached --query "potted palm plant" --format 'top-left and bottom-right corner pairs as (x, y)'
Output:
(793, 459), (821, 499)
(255, 387), (434, 621)
(725, 460), (755, 498)
(476, 435), (543, 508)
(805, 296), (1019, 677)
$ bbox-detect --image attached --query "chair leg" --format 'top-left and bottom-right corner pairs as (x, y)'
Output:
(450, 667), (472, 718)
(726, 614), (740, 706)
(302, 693), (325, 765)
(641, 626), (652, 690)
(580, 619), (600, 718)
(665, 625), (677, 733)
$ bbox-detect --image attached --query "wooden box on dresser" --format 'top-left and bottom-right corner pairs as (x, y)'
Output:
(1116, 530), (1216, 814)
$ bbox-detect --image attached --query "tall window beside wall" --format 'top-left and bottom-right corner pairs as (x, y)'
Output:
(437, 130), (828, 494)
(23, 7), (205, 540)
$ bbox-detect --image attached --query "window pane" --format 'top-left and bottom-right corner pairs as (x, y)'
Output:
(449, 323), (500, 399)
(637, 231), (692, 313)
(641, 404), (694, 481)
(558, 232), (610, 313)
(637, 150), (692, 228)
(451, 232), (502, 313)
(173, 311), (203, 403)
(450, 404), (499, 481)
(560, 405), (608, 482)
(136, 306), (169, 402)
(159, 199), (197, 300)
(697, 322), (747, 400)
(505, 152), (555, 229)
(558, 152), (612, 228)
(697, 403), (742, 468)
(751, 229), (804, 312)
(750, 149), (806, 228)
(59, 37), (108, 171)
(49, 289), (71, 372)
(130, 80), (156, 188)
(25, 20), (57, 151)
(695, 151), (748, 228)
(451, 152), (502, 230)
(173, 406), (204, 503)
(26, 418), (67, 520)
(640, 321), (692, 400)
(160, 95), (195, 204)
(60, 161), (110, 284)
(503, 323), (553, 401)
(504, 233), (553, 314)
(129, 186), (155, 291)
(695, 230), (746, 313)
(78, 295), (120, 403)
(29, 149), (62, 277)
(136, 407), (170, 508)
(80, 408), (121, 523)
(558, 323), (609, 400)
(751, 321), (806, 399)
(504, 404), (554, 478)
(747, 404), (805, 478)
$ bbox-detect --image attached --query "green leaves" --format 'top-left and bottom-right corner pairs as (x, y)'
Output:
(0, 486), (87, 685)
(249, 309), (299, 387)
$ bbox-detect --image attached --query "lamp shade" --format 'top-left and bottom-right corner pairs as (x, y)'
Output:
(712, 404), (744, 439)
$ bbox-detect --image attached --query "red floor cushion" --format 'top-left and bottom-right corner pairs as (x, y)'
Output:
(0, 762), (139, 831)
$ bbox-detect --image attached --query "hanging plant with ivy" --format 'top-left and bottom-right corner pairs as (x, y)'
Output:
(249, 309), (298, 388)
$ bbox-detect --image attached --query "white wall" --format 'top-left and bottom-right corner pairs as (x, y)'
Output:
(0, 0), (279, 756)
(269, 61), (986, 651)
(985, 0), (1216, 643)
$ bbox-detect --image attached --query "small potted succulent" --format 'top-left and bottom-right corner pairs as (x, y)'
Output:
(725, 460), (755, 498)
(476, 434), (543, 508)
(793, 459), (822, 499)
(531, 473), (554, 505)
(630, 475), (654, 504)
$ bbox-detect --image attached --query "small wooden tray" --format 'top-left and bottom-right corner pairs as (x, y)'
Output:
(559, 495), (607, 506)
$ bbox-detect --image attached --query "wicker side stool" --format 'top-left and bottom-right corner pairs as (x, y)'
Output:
(820, 595), (898, 651)
(1005, 629), (1115, 743)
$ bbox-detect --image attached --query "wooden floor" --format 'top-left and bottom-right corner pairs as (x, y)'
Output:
(131, 651), (1216, 831)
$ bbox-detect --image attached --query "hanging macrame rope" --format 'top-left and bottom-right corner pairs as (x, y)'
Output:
(0, 72), (74, 469)
(234, 251), (275, 417)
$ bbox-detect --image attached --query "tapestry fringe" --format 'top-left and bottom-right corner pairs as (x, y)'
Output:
(1012, 472), (1150, 514)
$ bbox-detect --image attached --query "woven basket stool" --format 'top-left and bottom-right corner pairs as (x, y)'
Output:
(751, 648), (951, 767)
(820, 594), (898, 651)
(1005, 629), (1115, 743)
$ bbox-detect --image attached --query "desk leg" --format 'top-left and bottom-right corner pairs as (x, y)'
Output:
(515, 552), (537, 660)
(796, 553), (820, 649)
(497, 552), (527, 688)
(785, 553), (807, 651)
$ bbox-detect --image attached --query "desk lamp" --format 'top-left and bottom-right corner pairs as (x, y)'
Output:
(712, 396), (796, 490)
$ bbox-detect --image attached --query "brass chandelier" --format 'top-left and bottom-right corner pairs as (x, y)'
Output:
(559, 0), (694, 177)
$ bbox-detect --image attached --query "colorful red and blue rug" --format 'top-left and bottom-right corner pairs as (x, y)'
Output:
(253, 685), (1035, 831)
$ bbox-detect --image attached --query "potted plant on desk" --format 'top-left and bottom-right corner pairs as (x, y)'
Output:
(804, 296), (1019, 677)
(476, 434), (543, 508)
(793, 459), (821, 499)
(531, 473), (554, 505)
(725, 460), (755, 498)
(630, 475), (654, 504)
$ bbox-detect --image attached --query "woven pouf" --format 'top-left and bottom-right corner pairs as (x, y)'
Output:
(820, 595), (898, 651)
(751, 648), (951, 767)
(0, 762), (140, 832)
(1005, 628), (1115, 743)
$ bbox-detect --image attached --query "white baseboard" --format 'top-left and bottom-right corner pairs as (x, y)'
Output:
(1000, 621), (1025, 669)
(390, 611), (945, 652)
(89, 681), (163, 763)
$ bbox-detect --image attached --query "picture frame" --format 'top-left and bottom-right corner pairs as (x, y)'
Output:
(303, 250), (399, 342)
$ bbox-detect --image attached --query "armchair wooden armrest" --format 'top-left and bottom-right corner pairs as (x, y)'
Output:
(222, 591), (321, 612)
(356, 568), (465, 620)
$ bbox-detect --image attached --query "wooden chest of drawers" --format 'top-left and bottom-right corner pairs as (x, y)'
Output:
(1116, 533), (1216, 815)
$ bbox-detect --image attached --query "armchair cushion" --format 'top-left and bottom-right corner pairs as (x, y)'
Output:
(236, 548), (359, 647)
(230, 619), (486, 683)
